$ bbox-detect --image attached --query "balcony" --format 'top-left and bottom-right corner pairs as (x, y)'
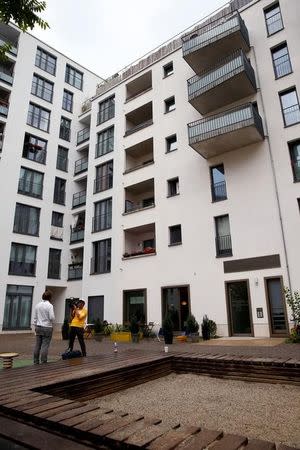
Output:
(77, 127), (90, 145)
(125, 102), (153, 137)
(94, 174), (113, 194)
(182, 11), (250, 72)
(124, 138), (154, 174)
(188, 103), (264, 159)
(9, 261), (36, 276)
(72, 189), (86, 208)
(0, 62), (14, 85)
(0, 99), (9, 117)
(68, 263), (83, 280)
(70, 227), (84, 243)
(124, 179), (155, 214)
(0, 34), (18, 56)
(92, 213), (112, 233)
(125, 71), (152, 102)
(188, 50), (256, 115)
(216, 235), (232, 257)
(123, 223), (156, 259)
(74, 157), (88, 175)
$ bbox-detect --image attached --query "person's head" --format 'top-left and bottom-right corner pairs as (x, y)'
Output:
(78, 299), (85, 309)
(42, 290), (52, 301)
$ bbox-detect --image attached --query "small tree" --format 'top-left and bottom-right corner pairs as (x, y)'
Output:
(201, 315), (210, 341)
(186, 314), (199, 334)
(284, 287), (300, 325)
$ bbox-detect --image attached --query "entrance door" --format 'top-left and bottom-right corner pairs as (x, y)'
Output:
(265, 277), (288, 336)
(227, 281), (252, 336)
(161, 286), (190, 331)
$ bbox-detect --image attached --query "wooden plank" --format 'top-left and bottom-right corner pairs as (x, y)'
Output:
(125, 423), (180, 447)
(36, 401), (84, 418)
(147, 425), (200, 450)
(245, 439), (276, 450)
(176, 429), (223, 449)
(60, 407), (113, 427)
(75, 411), (126, 432)
(25, 398), (75, 415)
(42, 404), (99, 423)
(90, 414), (143, 437)
(108, 417), (161, 442)
(209, 434), (247, 450)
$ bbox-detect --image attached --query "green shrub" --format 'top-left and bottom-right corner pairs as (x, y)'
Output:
(186, 314), (199, 333)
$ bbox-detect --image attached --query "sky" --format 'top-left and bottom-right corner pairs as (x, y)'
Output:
(31, 0), (228, 79)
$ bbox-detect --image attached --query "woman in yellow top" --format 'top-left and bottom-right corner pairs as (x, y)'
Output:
(68, 299), (87, 356)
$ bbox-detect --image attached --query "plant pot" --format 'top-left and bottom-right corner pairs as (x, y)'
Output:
(94, 333), (103, 342)
(189, 332), (200, 343)
(131, 333), (139, 343)
(164, 333), (173, 345)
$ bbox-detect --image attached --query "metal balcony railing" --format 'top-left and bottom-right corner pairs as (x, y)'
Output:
(47, 262), (61, 279)
(68, 263), (83, 280)
(77, 127), (90, 145)
(188, 103), (264, 145)
(72, 189), (86, 208)
(92, 213), (112, 233)
(18, 179), (43, 198)
(215, 234), (232, 256)
(0, 35), (18, 56)
(0, 68), (13, 85)
(9, 260), (36, 276)
(74, 157), (88, 175)
(188, 50), (256, 101)
(94, 174), (113, 193)
(182, 11), (249, 57)
(211, 181), (227, 202)
(124, 199), (155, 213)
(70, 227), (84, 243)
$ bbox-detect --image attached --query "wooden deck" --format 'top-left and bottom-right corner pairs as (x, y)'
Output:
(0, 349), (299, 450)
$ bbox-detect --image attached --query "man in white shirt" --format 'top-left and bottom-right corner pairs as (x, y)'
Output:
(33, 290), (55, 364)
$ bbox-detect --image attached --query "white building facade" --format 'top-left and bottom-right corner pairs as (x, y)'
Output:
(0, 0), (299, 337)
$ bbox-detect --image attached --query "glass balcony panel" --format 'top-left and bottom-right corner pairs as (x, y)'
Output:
(77, 127), (90, 145)
(74, 157), (88, 175)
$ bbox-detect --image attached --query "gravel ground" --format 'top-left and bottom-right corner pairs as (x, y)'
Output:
(90, 373), (300, 448)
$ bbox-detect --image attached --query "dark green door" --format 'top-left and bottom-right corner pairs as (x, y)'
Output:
(266, 278), (288, 335)
(227, 281), (252, 335)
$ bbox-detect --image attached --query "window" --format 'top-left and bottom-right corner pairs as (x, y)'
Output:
(96, 126), (114, 158)
(27, 103), (50, 132)
(56, 146), (68, 172)
(62, 89), (73, 112)
(65, 64), (83, 90)
(59, 117), (71, 141)
(13, 203), (40, 236)
(210, 164), (227, 201)
(22, 133), (47, 164)
(166, 134), (177, 153)
(167, 177), (179, 197)
(289, 140), (300, 182)
(52, 211), (63, 227)
(143, 239), (155, 250)
(215, 214), (232, 257)
(279, 88), (300, 127)
(169, 225), (182, 245)
(53, 177), (66, 205)
(31, 74), (53, 102)
(123, 290), (146, 324)
(93, 198), (112, 232)
(163, 62), (174, 77)
(35, 47), (56, 75)
(271, 43), (292, 79)
(91, 238), (111, 274)
(48, 248), (61, 279)
(97, 96), (115, 125)
(94, 160), (113, 193)
(165, 96), (175, 113)
(264, 3), (283, 36)
(88, 296), (104, 323)
(3, 285), (33, 330)
(9, 243), (37, 276)
(18, 167), (43, 199)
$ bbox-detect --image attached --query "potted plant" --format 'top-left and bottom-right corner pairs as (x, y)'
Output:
(163, 313), (174, 344)
(129, 316), (140, 343)
(61, 319), (69, 340)
(93, 318), (104, 341)
(186, 314), (200, 342)
(201, 315), (211, 341)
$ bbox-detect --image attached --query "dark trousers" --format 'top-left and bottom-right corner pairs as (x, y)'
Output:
(68, 326), (86, 356)
(33, 326), (53, 364)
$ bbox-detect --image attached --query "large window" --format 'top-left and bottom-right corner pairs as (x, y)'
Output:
(91, 238), (111, 274)
(94, 160), (113, 193)
(65, 64), (83, 90)
(215, 214), (232, 257)
(52, 211), (64, 227)
(22, 133), (47, 164)
(93, 198), (112, 232)
(210, 164), (227, 202)
(123, 290), (146, 324)
(271, 43), (292, 79)
(289, 140), (300, 182)
(18, 167), (43, 199)
(62, 89), (73, 112)
(53, 177), (66, 205)
(31, 74), (53, 102)
(264, 3), (283, 36)
(13, 203), (40, 236)
(9, 243), (37, 276)
(97, 96), (115, 125)
(279, 88), (300, 127)
(56, 146), (68, 172)
(27, 103), (50, 132)
(96, 126), (114, 158)
(48, 248), (61, 279)
(3, 285), (33, 330)
(88, 296), (104, 323)
(59, 117), (71, 141)
(35, 47), (56, 75)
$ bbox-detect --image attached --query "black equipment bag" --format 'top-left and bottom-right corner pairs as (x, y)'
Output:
(61, 350), (82, 360)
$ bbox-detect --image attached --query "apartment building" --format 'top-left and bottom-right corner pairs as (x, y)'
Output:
(0, 0), (299, 338)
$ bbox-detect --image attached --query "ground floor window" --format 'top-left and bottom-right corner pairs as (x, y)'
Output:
(88, 296), (104, 323)
(3, 285), (33, 330)
(161, 286), (190, 331)
(123, 290), (146, 324)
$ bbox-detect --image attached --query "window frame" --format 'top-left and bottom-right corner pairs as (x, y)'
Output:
(169, 224), (182, 246)
(95, 126), (114, 158)
(166, 134), (177, 153)
(31, 73), (54, 103)
(65, 64), (83, 90)
(271, 41), (292, 79)
(264, 2), (284, 37)
(279, 87), (300, 127)
(214, 214), (232, 257)
(35, 47), (57, 75)
(62, 89), (74, 112)
(47, 248), (61, 279)
(91, 238), (112, 274)
(27, 103), (50, 133)
(59, 116), (71, 141)
(13, 203), (40, 237)
(97, 95), (115, 125)
(288, 139), (300, 182)
(163, 61), (174, 78)
(18, 166), (44, 199)
(164, 96), (176, 113)
(3, 285), (33, 330)
(52, 211), (64, 227)
(9, 243), (37, 277)
(167, 177), (179, 197)
(53, 176), (66, 205)
(22, 132), (47, 165)
(56, 145), (69, 172)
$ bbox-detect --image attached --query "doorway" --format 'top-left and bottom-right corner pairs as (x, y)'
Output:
(226, 280), (253, 336)
(265, 277), (288, 336)
(161, 286), (190, 331)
